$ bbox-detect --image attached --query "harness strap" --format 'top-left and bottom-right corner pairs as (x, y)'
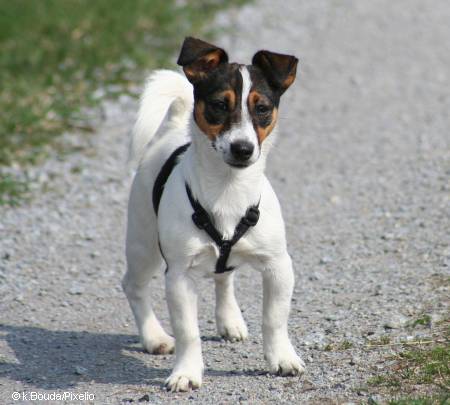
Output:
(153, 143), (191, 214)
(185, 183), (260, 273)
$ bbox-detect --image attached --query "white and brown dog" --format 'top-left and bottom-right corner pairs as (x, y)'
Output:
(123, 37), (304, 392)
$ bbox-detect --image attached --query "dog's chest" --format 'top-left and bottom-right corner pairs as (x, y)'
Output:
(190, 237), (256, 274)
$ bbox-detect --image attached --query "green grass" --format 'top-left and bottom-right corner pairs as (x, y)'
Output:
(408, 315), (432, 329)
(0, 0), (246, 204)
(367, 396), (450, 405)
(367, 375), (401, 388)
(387, 396), (449, 405)
(366, 335), (392, 347)
(400, 346), (449, 385)
(0, 173), (29, 206)
(367, 337), (449, 401)
(367, 344), (449, 388)
(323, 340), (354, 351)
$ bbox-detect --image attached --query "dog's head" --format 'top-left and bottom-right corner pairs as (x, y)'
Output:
(177, 37), (298, 168)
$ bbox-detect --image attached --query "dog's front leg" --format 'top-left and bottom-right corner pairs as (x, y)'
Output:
(262, 253), (305, 376)
(165, 268), (203, 392)
(215, 272), (248, 341)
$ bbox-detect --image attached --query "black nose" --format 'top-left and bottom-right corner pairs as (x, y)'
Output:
(230, 141), (254, 161)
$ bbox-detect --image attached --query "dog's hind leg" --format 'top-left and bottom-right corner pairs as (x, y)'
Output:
(122, 259), (175, 354)
(123, 181), (175, 355)
(214, 272), (248, 341)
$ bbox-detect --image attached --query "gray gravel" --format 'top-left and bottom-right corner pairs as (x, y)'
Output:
(1, 0), (449, 403)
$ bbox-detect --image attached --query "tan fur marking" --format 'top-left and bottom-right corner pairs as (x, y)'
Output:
(203, 49), (224, 68)
(194, 101), (223, 139)
(248, 91), (260, 107)
(248, 91), (278, 143)
(282, 72), (296, 90)
(183, 49), (224, 82)
(256, 108), (278, 143)
(221, 89), (236, 110)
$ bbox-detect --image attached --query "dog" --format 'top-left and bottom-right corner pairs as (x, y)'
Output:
(123, 37), (304, 392)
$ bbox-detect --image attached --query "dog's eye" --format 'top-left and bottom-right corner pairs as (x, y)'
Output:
(255, 104), (270, 114)
(210, 100), (228, 112)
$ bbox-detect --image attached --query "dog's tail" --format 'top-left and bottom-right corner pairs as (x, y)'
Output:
(128, 69), (193, 165)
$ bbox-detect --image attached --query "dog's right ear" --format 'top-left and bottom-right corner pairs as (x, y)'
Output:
(177, 37), (228, 84)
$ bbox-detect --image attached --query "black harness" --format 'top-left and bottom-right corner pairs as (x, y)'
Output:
(152, 143), (260, 274)
(185, 184), (259, 273)
(153, 143), (191, 214)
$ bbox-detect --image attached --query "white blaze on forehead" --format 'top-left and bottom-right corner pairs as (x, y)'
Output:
(224, 66), (254, 143)
(213, 66), (260, 163)
(240, 66), (252, 121)
(226, 65), (255, 145)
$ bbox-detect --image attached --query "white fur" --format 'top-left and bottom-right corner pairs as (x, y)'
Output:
(128, 69), (193, 166)
(123, 68), (304, 392)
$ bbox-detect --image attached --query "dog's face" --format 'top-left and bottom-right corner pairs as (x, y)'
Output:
(177, 37), (298, 168)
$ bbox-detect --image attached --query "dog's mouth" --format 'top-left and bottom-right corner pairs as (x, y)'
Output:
(226, 160), (252, 169)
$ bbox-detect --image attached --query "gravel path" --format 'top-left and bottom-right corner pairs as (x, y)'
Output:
(1, 0), (449, 403)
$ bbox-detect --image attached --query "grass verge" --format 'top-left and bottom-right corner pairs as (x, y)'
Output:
(0, 173), (29, 207)
(0, 0), (247, 205)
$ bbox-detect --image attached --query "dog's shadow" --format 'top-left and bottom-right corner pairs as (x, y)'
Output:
(0, 324), (169, 390)
(0, 324), (263, 390)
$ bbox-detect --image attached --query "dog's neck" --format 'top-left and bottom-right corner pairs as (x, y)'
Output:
(183, 122), (272, 224)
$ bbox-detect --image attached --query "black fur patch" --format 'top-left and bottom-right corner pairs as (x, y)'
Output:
(193, 63), (243, 132)
(247, 65), (281, 108)
(252, 50), (298, 95)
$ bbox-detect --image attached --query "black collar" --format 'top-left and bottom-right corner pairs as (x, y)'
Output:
(185, 183), (260, 273)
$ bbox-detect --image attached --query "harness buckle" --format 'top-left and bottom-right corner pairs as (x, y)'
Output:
(242, 206), (260, 227)
(192, 211), (210, 230)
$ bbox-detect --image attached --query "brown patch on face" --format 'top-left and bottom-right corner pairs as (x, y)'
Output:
(256, 108), (278, 143)
(247, 90), (278, 143)
(190, 62), (243, 139)
(248, 90), (260, 109)
(221, 89), (236, 111)
(194, 100), (224, 140)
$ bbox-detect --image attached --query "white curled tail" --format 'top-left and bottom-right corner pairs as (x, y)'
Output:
(129, 69), (193, 165)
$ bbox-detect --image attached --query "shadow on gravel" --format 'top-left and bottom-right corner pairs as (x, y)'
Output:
(0, 325), (169, 389)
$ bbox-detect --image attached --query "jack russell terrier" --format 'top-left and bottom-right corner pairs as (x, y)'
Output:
(123, 37), (304, 392)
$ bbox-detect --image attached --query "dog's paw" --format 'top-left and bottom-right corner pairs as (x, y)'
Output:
(266, 343), (305, 376)
(217, 311), (248, 342)
(142, 333), (175, 355)
(165, 370), (202, 392)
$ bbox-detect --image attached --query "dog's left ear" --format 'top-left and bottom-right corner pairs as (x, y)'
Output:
(177, 37), (228, 84)
(252, 50), (298, 94)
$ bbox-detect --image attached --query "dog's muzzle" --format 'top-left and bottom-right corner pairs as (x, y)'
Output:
(228, 140), (254, 168)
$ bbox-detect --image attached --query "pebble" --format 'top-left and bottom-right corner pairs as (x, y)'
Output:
(74, 366), (88, 376)
(319, 256), (333, 265)
(308, 272), (324, 281)
(383, 314), (408, 329)
(69, 285), (84, 295)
